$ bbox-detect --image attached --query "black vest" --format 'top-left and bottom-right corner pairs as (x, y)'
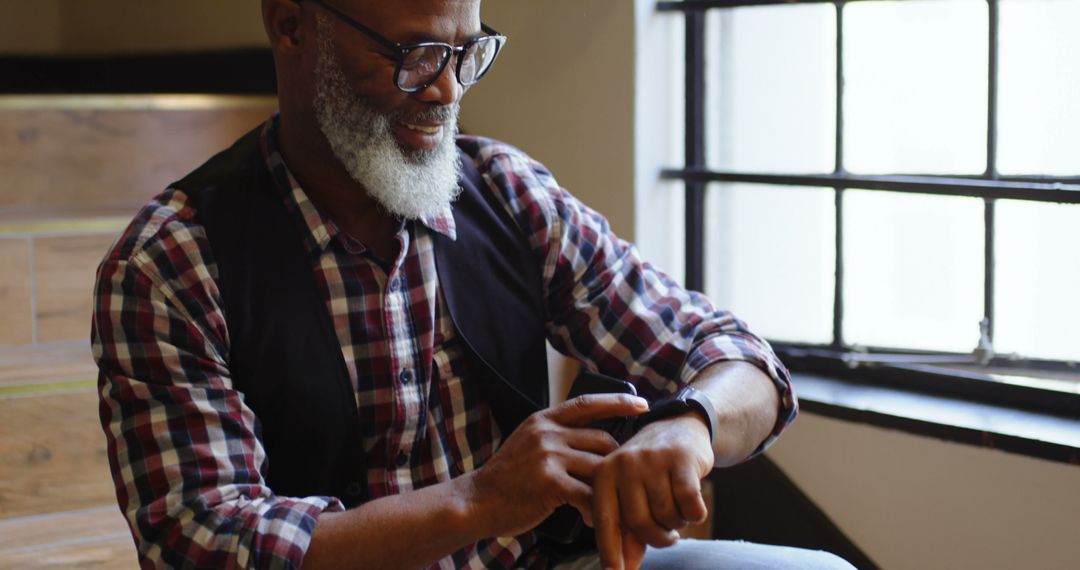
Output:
(172, 127), (549, 507)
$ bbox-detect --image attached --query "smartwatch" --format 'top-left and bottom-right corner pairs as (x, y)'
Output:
(636, 386), (717, 445)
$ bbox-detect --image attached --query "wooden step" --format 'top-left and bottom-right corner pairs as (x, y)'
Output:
(0, 231), (121, 348)
(0, 342), (96, 388)
(39, 233), (124, 344)
(0, 94), (277, 211)
(0, 94), (277, 349)
(0, 506), (136, 569)
(0, 344), (132, 566)
(0, 237), (32, 346)
(0, 345), (111, 521)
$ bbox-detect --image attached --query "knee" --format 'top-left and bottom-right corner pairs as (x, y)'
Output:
(802, 549), (859, 570)
(641, 539), (859, 570)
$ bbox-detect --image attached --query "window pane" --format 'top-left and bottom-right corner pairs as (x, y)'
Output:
(651, 180), (686, 285)
(998, 0), (1080, 176)
(706, 5), (836, 174)
(844, 191), (984, 351)
(995, 201), (1080, 361)
(844, 0), (987, 175)
(705, 184), (835, 344)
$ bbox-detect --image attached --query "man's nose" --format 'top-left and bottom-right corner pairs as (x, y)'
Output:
(417, 59), (464, 106)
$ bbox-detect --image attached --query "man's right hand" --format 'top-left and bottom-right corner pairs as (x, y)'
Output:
(463, 393), (650, 538)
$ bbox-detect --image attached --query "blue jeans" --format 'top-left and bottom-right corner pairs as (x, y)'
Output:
(551, 539), (858, 570)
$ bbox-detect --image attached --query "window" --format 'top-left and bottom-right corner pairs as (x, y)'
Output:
(657, 0), (1080, 415)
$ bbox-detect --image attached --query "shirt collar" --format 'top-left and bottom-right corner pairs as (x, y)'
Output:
(259, 115), (458, 255)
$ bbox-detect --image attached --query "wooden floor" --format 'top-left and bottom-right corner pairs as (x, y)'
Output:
(0, 343), (138, 569)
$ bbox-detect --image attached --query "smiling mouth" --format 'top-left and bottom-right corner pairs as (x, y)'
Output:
(404, 123), (441, 135)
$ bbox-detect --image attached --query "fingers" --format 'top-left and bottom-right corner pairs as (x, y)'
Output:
(644, 473), (687, 533)
(558, 446), (610, 485)
(556, 472), (596, 527)
(670, 467), (708, 525)
(562, 426), (620, 456)
(593, 466), (625, 570)
(637, 466), (708, 533)
(592, 431), (710, 557)
(526, 424), (619, 482)
(622, 532), (647, 570)
(620, 475), (680, 547)
(547, 393), (649, 428)
(620, 469), (706, 547)
(533, 425), (623, 527)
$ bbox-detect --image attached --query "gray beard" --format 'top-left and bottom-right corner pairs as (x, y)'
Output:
(313, 17), (462, 221)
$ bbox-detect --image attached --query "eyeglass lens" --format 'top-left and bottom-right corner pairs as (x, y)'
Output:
(399, 47), (447, 89)
(396, 37), (501, 91)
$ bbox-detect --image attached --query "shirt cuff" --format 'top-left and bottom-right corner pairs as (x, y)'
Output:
(260, 495), (346, 568)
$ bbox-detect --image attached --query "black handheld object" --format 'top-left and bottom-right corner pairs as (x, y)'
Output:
(535, 370), (637, 544)
(565, 370), (640, 444)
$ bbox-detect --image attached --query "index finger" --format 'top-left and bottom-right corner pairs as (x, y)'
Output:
(547, 393), (649, 428)
(593, 463), (624, 570)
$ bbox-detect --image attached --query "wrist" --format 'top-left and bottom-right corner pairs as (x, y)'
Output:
(452, 471), (494, 541)
(636, 386), (718, 447)
(663, 412), (712, 446)
(634, 413), (715, 474)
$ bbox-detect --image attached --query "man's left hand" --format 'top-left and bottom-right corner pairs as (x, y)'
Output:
(591, 413), (715, 570)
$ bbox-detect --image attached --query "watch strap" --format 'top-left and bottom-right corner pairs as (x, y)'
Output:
(681, 386), (718, 446)
(636, 386), (717, 445)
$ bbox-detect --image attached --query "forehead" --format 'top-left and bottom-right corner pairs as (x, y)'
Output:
(344, 0), (482, 41)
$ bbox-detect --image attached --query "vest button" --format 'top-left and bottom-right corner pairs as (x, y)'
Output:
(345, 481), (363, 496)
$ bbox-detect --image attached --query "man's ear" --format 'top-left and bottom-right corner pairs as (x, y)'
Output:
(263, 0), (306, 53)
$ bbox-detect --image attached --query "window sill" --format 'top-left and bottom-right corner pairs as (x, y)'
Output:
(792, 372), (1080, 465)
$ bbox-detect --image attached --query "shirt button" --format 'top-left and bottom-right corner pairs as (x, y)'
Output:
(398, 368), (413, 384)
(389, 277), (401, 292)
(345, 481), (363, 496)
(395, 450), (409, 468)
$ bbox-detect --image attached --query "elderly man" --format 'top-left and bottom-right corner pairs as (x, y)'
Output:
(92, 1), (853, 568)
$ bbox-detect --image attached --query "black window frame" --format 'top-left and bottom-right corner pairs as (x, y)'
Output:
(657, 0), (1080, 417)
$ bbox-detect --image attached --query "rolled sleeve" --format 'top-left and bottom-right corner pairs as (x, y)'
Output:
(684, 329), (798, 456)
(92, 194), (343, 569)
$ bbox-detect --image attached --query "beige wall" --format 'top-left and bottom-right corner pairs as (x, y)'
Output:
(0, 0), (62, 54)
(0, 0), (266, 55)
(769, 414), (1080, 569)
(460, 0), (637, 240)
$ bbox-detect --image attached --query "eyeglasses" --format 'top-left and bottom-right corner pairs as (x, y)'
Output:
(302, 0), (507, 93)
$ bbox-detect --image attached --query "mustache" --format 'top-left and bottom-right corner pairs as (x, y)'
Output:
(388, 103), (460, 125)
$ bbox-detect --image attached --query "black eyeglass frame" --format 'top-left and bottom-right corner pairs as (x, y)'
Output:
(301, 0), (507, 93)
